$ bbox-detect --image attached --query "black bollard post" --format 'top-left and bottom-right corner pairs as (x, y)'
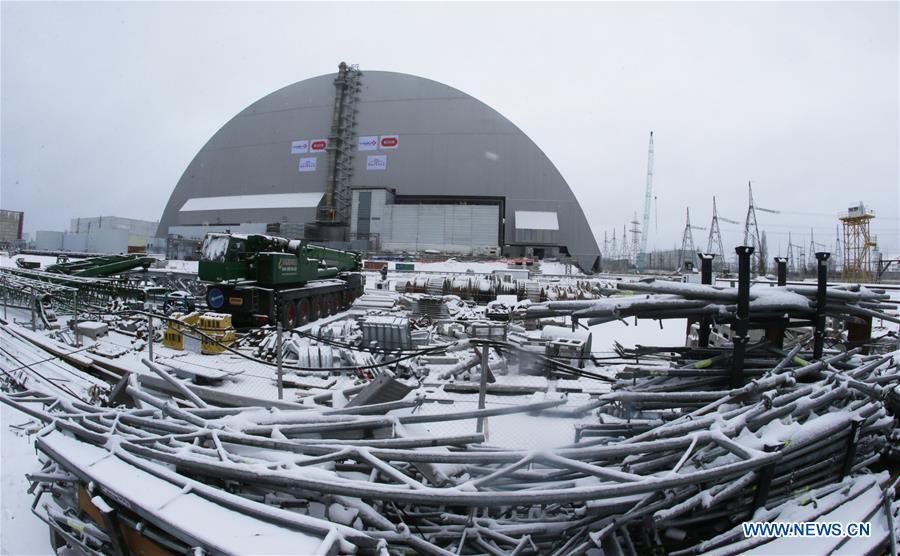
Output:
(732, 246), (754, 388)
(700, 254), (714, 284)
(766, 257), (790, 349)
(813, 252), (831, 359)
(774, 257), (787, 286)
(698, 253), (715, 347)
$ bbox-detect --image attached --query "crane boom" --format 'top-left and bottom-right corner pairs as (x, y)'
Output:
(636, 131), (654, 272)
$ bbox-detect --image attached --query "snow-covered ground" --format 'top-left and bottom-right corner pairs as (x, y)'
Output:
(379, 258), (581, 275)
(1, 251), (896, 554)
(162, 259), (199, 273)
(1, 403), (52, 555)
(590, 316), (688, 352)
(0, 253), (61, 269)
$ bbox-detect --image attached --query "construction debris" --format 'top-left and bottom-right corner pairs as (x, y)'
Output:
(0, 247), (898, 555)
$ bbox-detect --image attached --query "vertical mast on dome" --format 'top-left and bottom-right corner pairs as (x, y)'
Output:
(321, 62), (362, 233)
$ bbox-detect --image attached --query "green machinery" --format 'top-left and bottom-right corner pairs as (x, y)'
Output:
(44, 254), (154, 277)
(198, 233), (364, 327)
(0, 267), (149, 307)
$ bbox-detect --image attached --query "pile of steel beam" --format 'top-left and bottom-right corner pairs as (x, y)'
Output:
(528, 248), (898, 372)
(396, 273), (599, 303)
(1, 266), (150, 306)
(2, 340), (897, 555)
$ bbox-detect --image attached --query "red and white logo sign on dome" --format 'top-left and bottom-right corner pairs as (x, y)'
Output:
(310, 139), (329, 153)
(379, 135), (399, 149)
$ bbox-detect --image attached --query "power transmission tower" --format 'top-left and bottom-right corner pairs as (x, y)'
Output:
(808, 228), (826, 272)
(798, 237), (806, 277)
(743, 182), (763, 272)
(636, 132), (654, 272)
(678, 207), (705, 271)
(707, 196), (726, 270)
(808, 228), (816, 273)
(629, 213), (642, 268)
(833, 224), (843, 273)
(743, 182), (779, 274)
(786, 232), (795, 273)
(610, 228), (618, 261)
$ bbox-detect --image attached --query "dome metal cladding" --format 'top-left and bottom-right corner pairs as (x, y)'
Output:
(157, 67), (600, 271)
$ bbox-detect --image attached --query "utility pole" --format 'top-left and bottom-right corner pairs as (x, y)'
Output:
(147, 312), (154, 361)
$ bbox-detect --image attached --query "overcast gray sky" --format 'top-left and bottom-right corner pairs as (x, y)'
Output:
(2, 1), (898, 256)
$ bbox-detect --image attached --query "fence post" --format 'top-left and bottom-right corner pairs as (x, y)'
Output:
(147, 312), (154, 362)
(476, 343), (489, 433)
(276, 322), (284, 401)
(74, 292), (81, 346)
(30, 287), (36, 330)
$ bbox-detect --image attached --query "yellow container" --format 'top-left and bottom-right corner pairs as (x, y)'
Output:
(163, 328), (184, 350)
(163, 312), (203, 351)
(199, 313), (232, 330)
(163, 312), (184, 350)
(199, 312), (235, 355)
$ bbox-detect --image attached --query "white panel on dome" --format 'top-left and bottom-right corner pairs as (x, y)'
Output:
(515, 211), (559, 231)
(180, 192), (324, 212)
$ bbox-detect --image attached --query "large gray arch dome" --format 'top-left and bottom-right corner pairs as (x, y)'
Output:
(157, 70), (600, 270)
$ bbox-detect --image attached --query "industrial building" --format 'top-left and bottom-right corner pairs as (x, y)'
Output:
(157, 64), (601, 271)
(35, 215), (159, 254)
(0, 209), (24, 244)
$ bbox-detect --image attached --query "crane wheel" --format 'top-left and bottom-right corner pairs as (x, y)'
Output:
(282, 303), (297, 329)
(297, 299), (310, 325)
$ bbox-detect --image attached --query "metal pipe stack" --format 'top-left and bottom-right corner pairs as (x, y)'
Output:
(2, 342), (897, 555)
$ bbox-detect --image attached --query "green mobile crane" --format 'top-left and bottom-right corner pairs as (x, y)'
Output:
(198, 233), (364, 327)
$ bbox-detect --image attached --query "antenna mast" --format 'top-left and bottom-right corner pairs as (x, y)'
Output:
(636, 131), (654, 272)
